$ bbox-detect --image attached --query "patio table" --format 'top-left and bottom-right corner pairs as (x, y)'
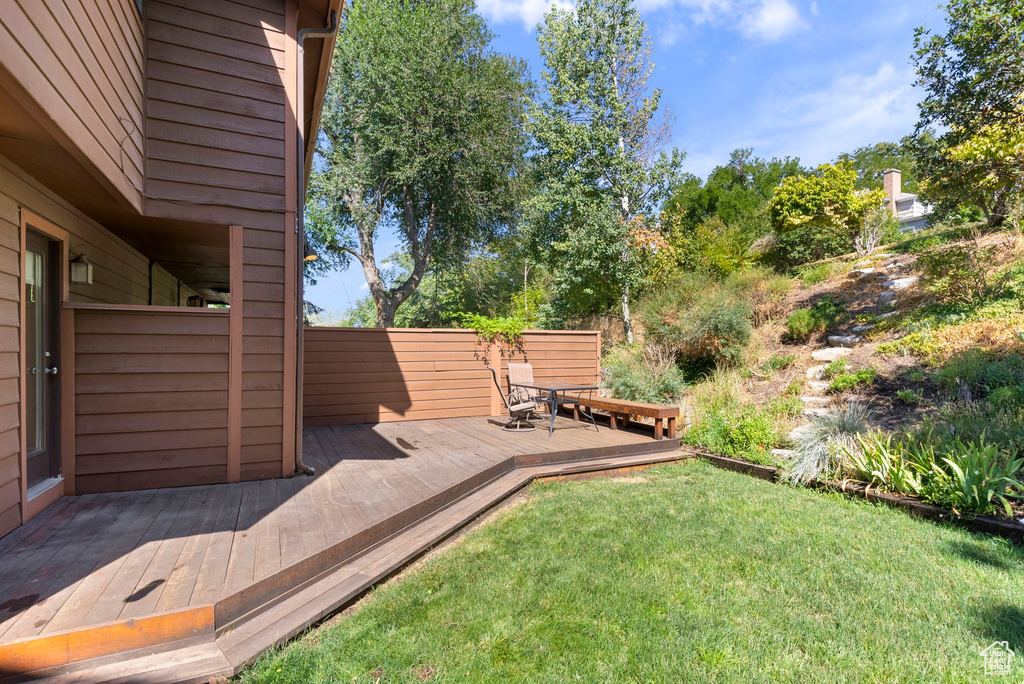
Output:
(509, 380), (600, 436)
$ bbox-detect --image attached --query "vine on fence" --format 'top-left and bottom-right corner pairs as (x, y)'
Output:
(458, 313), (529, 366)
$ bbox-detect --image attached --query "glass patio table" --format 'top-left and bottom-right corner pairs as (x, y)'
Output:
(508, 381), (600, 436)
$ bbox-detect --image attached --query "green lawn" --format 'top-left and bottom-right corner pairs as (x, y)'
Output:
(238, 461), (1024, 684)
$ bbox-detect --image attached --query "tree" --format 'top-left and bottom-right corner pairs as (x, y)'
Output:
(916, 122), (1024, 226)
(306, 0), (530, 327)
(836, 140), (921, 194)
(913, 0), (1024, 135)
(767, 162), (887, 262)
(911, 0), (1024, 225)
(527, 0), (684, 342)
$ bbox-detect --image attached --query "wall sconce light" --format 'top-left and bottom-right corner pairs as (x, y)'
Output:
(303, 240), (319, 262)
(70, 253), (93, 285)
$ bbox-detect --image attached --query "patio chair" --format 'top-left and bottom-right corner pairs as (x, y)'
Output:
(488, 366), (539, 432)
(507, 362), (543, 405)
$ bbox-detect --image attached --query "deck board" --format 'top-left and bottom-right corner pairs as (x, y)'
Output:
(0, 415), (678, 676)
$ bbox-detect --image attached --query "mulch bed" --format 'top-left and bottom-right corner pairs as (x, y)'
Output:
(684, 448), (1024, 545)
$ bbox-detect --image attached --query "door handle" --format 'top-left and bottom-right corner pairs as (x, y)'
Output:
(44, 366), (58, 375)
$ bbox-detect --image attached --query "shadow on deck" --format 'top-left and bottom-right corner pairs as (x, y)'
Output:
(0, 415), (681, 683)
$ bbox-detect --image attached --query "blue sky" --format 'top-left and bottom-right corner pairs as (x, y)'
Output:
(307, 0), (946, 314)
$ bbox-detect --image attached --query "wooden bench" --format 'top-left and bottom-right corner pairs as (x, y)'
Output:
(570, 397), (679, 440)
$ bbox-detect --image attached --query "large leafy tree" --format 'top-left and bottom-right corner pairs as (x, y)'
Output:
(911, 0), (1024, 225)
(767, 163), (887, 262)
(306, 0), (530, 327)
(527, 0), (684, 342)
(836, 139), (921, 194)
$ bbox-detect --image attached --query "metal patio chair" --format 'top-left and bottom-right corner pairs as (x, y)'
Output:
(488, 366), (539, 432)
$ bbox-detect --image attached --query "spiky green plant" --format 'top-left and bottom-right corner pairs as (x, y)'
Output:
(783, 402), (873, 484)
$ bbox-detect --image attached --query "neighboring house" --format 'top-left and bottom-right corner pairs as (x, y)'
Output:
(883, 167), (932, 231)
(0, 0), (342, 539)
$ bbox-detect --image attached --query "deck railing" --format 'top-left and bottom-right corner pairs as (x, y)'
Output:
(302, 327), (601, 426)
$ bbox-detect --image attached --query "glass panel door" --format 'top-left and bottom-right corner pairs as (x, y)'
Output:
(25, 229), (61, 491)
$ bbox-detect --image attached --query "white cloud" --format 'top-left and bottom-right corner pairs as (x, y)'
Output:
(475, 0), (572, 31)
(358, 281), (369, 290)
(478, 0), (807, 41)
(679, 62), (920, 179)
(737, 0), (808, 41)
(809, 1), (819, 16)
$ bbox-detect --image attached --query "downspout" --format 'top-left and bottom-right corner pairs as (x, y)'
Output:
(293, 10), (339, 475)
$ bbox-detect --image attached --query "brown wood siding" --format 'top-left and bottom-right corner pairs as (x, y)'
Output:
(240, 226), (284, 479)
(144, 0), (288, 227)
(0, 0), (144, 210)
(0, 189), (18, 537)
(302, 329), (602, 427)
(73, 307), (230, 493)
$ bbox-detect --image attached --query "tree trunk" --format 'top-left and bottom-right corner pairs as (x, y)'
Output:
(621, 282), (634, 343)
(375, 296), (398, 328)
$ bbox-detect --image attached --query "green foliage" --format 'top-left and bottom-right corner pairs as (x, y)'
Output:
(767, 163), (887, 265)
(307, 0), (530, 325)
(918, 230), (1020, 304)
(895, 389), (923, 405)
(827, 368), (877, 394)
(846, 432), (925, 495)
(601, 344), (687, 404)
(822, 357), (850, 379)
(926, 438), (1024, 517)
(458, 313), (528, 364)
(935, 350), (1024, 400)
(836, 140), (921, 194)
(795, 261), (844, 286)
(687, 407), (779, 465)
(912, 0), (1024, 226)
(785, 297), (845, 341)
(527, 0), (683, 337)
(638, 274), (752, 370)
(757, 353), (796, 378)
(921, 401), (1024, 458)
(722, 267), (793, 325)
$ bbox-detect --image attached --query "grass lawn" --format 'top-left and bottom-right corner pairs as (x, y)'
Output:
(238, 461), (1024, 683)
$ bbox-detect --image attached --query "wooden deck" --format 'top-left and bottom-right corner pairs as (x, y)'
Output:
(0, 416), (681, 683)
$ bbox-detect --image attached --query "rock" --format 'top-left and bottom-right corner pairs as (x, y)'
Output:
(806, 364), (829, 380)
(803, 407), (831, 416)
(801, 396), (828, 406)
(852, 324), (875, 333)
(873, 253), (895, 259)
(878, 291), (897, 304)
(877, 311), (899, 319)
(886, 261), (904, 270)
(883, 276), (918, 290)
(854, 260), (872, 268)
(789, 424), (813, 441)
(811, 347), (853, 362)
(849, 268), (876, 278)
(828, 335), (862, 347)
(771, 448), (796, 460)
(807, 380), (830, 392)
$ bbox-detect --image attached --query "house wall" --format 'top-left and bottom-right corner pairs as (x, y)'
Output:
(143, 0), (293, 480)
(0, 153), (200, 536)
(0, 0), (145, 211)
(72, 306), (230, 494)
(302, 329), (602, 427)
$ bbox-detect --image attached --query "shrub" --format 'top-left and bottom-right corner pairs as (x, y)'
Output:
(602, 343), (687, 404)
(918, 401), (1024, 459)
(822, 357), (850, 379)
(783, 402), (873, 484)
(845, 432), (924, 496)
(756, 353), (797, 378)
(724, 267), (794, 325)
(935, 350), (1024, 401)
(785, 296), (845, 341)
(923, 438), (1024, 517)
(687, 407), (779, 464)
(827, 367), (877, 393)
(895, 389), (923, 405)
(918, 228), (1021, 305)
(639, 274), (753, 369)
(795, 261), (843, 287)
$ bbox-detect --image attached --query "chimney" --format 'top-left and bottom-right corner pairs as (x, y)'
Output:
(883, 168), (901, 214)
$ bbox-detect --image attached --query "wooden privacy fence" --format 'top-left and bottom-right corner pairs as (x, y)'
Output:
(302, 328), (602, 426)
